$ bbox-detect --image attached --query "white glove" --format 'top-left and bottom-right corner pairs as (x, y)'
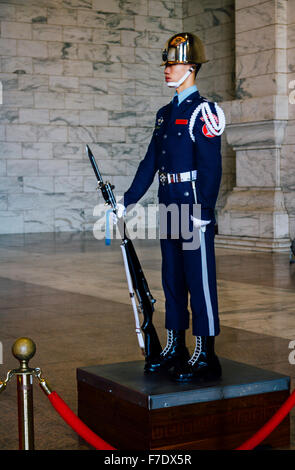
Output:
(190, 216), (211, 232)
(112, 203), (126, 225)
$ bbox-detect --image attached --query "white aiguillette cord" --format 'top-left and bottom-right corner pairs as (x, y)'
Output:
(202, 101), (225, 136)
(166, 65), (195, 88)
(189, 101), (226, 142)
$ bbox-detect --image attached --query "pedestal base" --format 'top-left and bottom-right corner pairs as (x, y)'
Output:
(215, 234), (291, 252)
(77, 358), (290, 450)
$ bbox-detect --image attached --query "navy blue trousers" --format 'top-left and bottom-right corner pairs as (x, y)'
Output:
(160, 222), (220, 337)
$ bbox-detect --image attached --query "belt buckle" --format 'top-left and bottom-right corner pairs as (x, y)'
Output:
(159, 172), (167, 185)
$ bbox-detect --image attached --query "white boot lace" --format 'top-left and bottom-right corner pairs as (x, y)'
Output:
(188, 336), (202, 366)
(160, 329), (173, 357)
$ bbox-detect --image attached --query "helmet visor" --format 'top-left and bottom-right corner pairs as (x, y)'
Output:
(163, 41), (190, 65)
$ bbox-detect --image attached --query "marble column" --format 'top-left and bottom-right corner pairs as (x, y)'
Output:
(216, 0), (290, 251)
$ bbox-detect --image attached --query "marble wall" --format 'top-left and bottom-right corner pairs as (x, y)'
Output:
(216, 0), (294, 251)
(0, 0), (236, 234)
(0, 0), (178, 233)
(213, 0), (290, 251)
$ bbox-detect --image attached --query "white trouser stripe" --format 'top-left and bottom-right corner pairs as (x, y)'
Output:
(200, 228), (215, 336)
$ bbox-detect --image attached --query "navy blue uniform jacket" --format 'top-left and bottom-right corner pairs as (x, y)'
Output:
(123, 90), (222, 224)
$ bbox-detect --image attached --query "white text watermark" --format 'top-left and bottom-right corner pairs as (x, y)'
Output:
(289, 80), (295, 104)
(288, 340), (295, 364)
(93, 202), (206, 250)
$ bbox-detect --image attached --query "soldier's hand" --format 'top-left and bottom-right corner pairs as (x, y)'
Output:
(112, 203), (126, 225)
(191, 216), (211, 232)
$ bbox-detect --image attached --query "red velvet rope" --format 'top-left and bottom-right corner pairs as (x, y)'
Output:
(48, 391), (116, 450)
(236, 389), (295, 450)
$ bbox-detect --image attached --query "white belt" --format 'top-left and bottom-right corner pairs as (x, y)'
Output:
(159, 170), (197, 185)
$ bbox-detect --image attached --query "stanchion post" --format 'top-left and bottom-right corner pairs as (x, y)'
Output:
(12, 338), (36, 451)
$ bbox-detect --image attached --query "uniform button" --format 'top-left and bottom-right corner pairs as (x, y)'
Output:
(184, 191), (189, 196)
(163, 134), (167, 139)
(177, 132), (182, 136)
(161, 166), (165, 170)
(162, 150), (166, 154)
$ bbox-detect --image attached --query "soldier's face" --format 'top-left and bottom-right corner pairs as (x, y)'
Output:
(164, 64), (192, 84)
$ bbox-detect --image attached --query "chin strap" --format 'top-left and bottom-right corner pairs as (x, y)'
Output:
(166, 65), (195, 88)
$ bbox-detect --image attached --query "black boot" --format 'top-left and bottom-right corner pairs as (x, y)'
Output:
(144, 329), (190, 374)
(172, 336), (222, 382)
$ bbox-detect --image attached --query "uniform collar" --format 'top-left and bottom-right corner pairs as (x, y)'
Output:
(165, 87), (201, 124)
(173, 85), (198, 106)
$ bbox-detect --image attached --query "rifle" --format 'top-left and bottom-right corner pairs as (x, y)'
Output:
(86, 145), (162, 364)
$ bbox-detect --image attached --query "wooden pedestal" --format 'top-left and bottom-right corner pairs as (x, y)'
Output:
(77, 358), (290, 450)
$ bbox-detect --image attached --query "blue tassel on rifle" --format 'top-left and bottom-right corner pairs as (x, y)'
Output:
(105, 209), (112, 246)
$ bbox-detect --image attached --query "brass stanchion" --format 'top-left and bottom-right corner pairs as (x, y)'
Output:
(11, 338), (36, 451)
(1, 337), (115, 451)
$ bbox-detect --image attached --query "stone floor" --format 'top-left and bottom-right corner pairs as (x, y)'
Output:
(0, 231), (294, 450)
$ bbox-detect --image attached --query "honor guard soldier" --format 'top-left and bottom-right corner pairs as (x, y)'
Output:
(116, 33), (226, 382)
